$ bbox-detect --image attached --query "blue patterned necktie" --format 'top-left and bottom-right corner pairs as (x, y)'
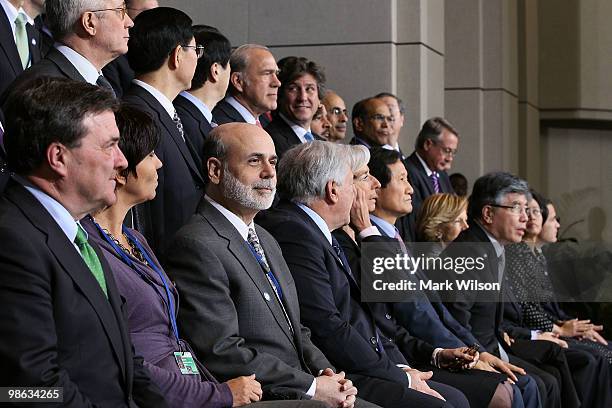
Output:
(304, 131), (314, 142)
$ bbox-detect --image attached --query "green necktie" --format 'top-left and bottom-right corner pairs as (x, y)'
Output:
(75, 224), (108, 298)
(14, 12), (29, 69)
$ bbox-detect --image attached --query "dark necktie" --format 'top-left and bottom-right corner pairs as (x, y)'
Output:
(96, 75), (116, 98)
(75, 224), (108, 298)
(172, 110), (186, 142)
(430, 172), (441, 193)
(331, 236), (354, 280)
(247, 228), (294, 333)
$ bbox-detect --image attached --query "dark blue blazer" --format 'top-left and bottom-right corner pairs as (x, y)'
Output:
(259, 200), (436, 386)
(123, 85), (205, 259)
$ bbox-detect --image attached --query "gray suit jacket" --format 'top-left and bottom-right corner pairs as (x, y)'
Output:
(165, 198), (332, 400)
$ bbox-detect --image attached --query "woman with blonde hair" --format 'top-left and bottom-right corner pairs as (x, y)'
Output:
(417, 193), (468, 245)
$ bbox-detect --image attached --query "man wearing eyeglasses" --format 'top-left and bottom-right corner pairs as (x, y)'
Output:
(396, 117), (459, 241)
(102, 0), (159, 97)
(1, 0), (133, 105)
(322, 90), (349, 143)
(441, 172), (572, 408)
(122, 7), (205, 260)
(350, 97), (396, 149)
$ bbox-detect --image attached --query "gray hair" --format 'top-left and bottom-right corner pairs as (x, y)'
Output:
(278, 141), (350, 205)
(414, 117), (459, 150)
(230, 44), (271, 74)
(348, 145), (370, 173)
(468, 172), (532, 221)
(45, 0), (105, 40)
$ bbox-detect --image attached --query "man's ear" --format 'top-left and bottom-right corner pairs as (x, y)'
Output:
(168, 45), (181, 70)
(423, 138), (434, 152)
(325, 179), (340, 205)
(46, 142), (69, 178)
(80, 11), (97, 36)
(209, 62), (220, 83)
(353, 117), (364, 133)
(481, 205), (494, 225)
(207, 157), (223, 185)
(230, 71), (244, 93)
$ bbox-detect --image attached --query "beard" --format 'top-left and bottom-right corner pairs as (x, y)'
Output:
(221, 167), (276, 211)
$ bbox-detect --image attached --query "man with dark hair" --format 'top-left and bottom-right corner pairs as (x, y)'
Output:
(212, 44), (281, 127)
(442, 172), (577, 408)
(174, 26), (232, 164)
(397, 117), (459, 241)
(350, 97), (395, 149)
(375, 92), (406, 156)
(165, 123), (360, 408)
(0, 0), (43, 95)
(123, 7), (204, 259)
(265, 56), (326, 159)
(102, 0), (159, 97)
(2, 0), (133, 103)
(322, 90), (349, 143)
(0, 77), (166, 407)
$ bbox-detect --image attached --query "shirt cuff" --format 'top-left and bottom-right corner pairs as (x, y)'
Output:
(431, 347), (444, 368)
(305, 378), (316, 398)
(530, 330), (542, 340)
(358, 226), (380, 239)
(396, 364), (412, 388)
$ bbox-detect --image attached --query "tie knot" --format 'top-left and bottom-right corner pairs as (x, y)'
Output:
(15, 12), (27, 25)
(74, 224), (88, 247)
(304, 131), (314, 142)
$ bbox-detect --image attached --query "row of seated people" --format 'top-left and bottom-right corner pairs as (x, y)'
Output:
(0, 2), (611, 408)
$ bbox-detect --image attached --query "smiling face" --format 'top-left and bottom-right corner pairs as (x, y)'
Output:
(279, 73), (319, 129)
(311, 104), (332, 139)
(374, 160), (413, 223)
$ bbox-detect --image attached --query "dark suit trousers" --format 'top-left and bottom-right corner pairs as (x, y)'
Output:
(349, 374), (469, 408)
(562, 345), (611, 408)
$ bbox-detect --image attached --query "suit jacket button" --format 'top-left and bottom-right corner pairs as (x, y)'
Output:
(370, 336), (377, 345)
(263, 292), (271, 301)
(385, 313), (392, 320)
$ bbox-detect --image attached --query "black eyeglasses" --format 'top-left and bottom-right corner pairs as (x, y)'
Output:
(90, 4), (128, 20)
(181, 44), (205, 59)
(489, 203), (528, 215)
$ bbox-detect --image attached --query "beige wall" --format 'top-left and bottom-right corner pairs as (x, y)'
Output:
(162, 0), (612, 218)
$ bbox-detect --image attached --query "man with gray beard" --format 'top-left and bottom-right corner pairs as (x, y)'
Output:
(165, 123), (368, 408)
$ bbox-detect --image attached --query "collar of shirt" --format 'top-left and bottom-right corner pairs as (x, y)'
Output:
(14, 175), (80, 246)
(278, 112), (311, 144)
(179, 91), (213, 123)
(55, 45), (100, 85)
(474, 221), (504, 258)
(415, 151), (435, 177)
(226, 95), (257, 124)
(133, 79), (175, 119)
(369, 214), (396, 238)
(295, 202), (332, 245)
(205, 194), (254, 241)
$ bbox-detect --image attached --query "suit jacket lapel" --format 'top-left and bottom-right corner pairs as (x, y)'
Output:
(136, 88), (204, 185)
(7, 185), (128, 381)
(0, 9), (23, 76)
(46, 48), (87, 81)
(26, 23), (41, 65)
(201, 201), (297, 348)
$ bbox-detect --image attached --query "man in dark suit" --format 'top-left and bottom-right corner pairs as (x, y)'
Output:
(265, 56), (325, 160)
(0, 0), (42, 95)
(1, 0), (133, 103)
(349, 97), (395, 149)
(123, 7), (205, 258)
(211, 44), (280, 127)
(0, 77), (166, 407)
(0, 112), (9, 192)
(441, 172), (575, 408)
(259, 141), (477, 408)
(397, 117), (459, 241)
(174, 27), (231, 165)
(102, 0), (159, 97)
(165, 123), (361, 408)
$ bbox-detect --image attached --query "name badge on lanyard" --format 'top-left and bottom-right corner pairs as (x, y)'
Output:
(174, 351), (200, 375)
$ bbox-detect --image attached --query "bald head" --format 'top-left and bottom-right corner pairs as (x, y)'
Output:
(203, 123), (277, 222)
(322, 91), (348, 142)
(353, 98), (393, 146)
